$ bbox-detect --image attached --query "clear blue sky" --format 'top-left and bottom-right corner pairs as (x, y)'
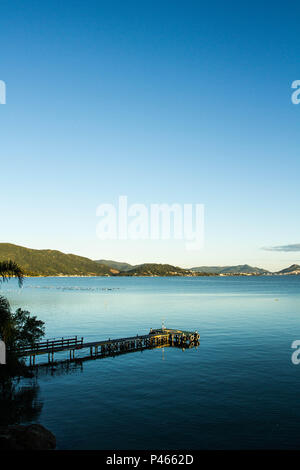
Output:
(1, 0), (300, 270)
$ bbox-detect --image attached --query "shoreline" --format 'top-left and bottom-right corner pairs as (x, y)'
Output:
(22, 273), (300, 278)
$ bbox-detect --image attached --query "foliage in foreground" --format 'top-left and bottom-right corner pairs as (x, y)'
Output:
(0, 295), (45, 378)
(0, 260), (45, 429)
(0, 260), (24, 287)
(0, 296), (45, 350)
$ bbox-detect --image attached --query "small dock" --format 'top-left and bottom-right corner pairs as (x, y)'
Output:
(14, 327), (200, 366)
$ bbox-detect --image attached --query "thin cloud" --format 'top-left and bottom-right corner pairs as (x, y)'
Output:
(262, 244), (300, 252)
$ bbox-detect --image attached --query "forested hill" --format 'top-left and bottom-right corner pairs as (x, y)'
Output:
(119, 263), (194, 276)
(95, 259), (134, 272)
(0, 243), (113, 276)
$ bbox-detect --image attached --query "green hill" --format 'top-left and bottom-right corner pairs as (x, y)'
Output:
(120, 263), (193, 276)
(0, 243), (113, 276)
(95, 259), (134, 272)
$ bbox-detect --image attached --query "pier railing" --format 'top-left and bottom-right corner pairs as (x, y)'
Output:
(14, 336), (84, 354)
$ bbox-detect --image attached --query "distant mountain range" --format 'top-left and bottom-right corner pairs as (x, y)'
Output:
(275, 264), (300, 275)
(190, 264), (270, 275)
(1, 244), (300, 277)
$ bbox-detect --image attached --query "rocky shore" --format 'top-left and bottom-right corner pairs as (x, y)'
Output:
(0, 424), (56, 450)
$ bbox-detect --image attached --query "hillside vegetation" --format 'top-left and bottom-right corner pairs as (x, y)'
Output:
(95, 259), (134, 272)
(0, 244), (113, 276)
(119, 263), (193, 276)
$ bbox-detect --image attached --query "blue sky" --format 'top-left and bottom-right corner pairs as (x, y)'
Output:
(0, 0), (300, 270)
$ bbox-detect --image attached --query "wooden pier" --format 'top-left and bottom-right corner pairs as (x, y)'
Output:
(14, 327), (200, 366)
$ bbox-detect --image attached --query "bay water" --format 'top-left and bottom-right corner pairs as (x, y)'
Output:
(2, 275), (300, 449)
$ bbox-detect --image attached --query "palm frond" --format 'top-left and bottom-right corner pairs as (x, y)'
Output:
(0, 260), (24, 287)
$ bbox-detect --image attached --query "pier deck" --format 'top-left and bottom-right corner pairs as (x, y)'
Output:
(14, 327), (200, 366)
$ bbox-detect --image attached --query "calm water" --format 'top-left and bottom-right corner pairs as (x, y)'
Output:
(2, 275), (300, 449)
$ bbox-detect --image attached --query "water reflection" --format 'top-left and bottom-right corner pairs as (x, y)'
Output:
(33, 340), (200, 377)
(0, 340), (199, 427)
(0, 377), (43, 426)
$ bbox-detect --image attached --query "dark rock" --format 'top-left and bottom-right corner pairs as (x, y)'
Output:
(0, 424), (56, 450)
